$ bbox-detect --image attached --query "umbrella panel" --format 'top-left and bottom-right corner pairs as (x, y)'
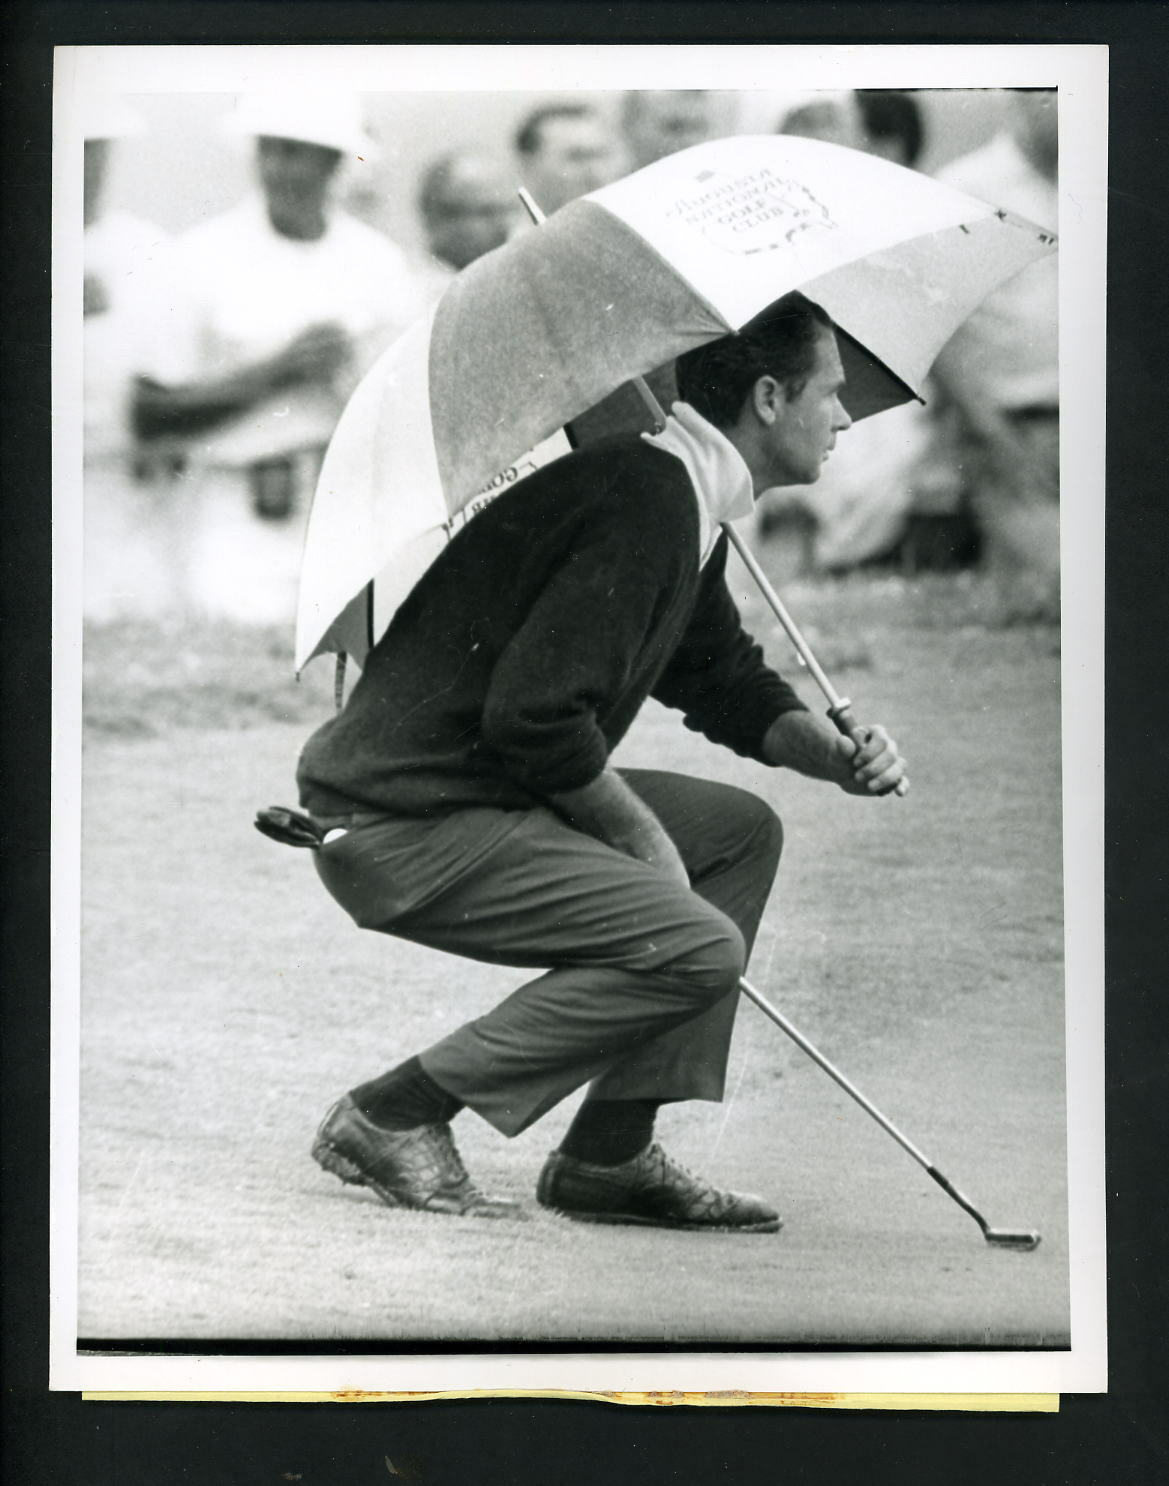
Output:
(297, 137), (1057, 670)
(427, 201), (730, 513)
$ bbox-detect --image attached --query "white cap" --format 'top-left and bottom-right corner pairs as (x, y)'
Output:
(222, 92), (372, 157)
(82, 96), (146, 141)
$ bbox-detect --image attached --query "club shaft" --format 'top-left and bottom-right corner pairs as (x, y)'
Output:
(739, 977), (1015, 1241)
(925, 1164), (992, 1237)
(739, 976), (934, 1172)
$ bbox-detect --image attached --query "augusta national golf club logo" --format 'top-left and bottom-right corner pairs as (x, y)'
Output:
(666, 166), (839, 256)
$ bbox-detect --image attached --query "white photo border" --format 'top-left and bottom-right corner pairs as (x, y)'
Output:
(51, 40), (1108, 1396)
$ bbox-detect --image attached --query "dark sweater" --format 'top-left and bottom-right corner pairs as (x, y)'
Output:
(297, 436), (807, 819)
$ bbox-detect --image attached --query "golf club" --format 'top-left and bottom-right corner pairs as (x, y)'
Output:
(739, 976), (1041, 1250)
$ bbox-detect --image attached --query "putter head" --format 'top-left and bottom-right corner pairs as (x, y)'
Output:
(985, 1228), (1041, 1251)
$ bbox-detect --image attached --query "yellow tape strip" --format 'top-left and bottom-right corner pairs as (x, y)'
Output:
(83, 1392), (1058, 1411)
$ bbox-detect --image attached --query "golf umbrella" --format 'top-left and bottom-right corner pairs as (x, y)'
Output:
(296, 133), (1056, 671)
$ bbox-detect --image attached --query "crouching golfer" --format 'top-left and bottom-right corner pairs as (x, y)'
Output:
(295, 292), (906, 1232)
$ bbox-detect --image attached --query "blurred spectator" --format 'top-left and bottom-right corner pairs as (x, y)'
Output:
(514, 102), (618, 215)
(812, 89), (932, 574)
(848, 90), (976, 574)
(618, 90), (718, 170)
(758, 90), (928, 581)
(82, 97), (181, 620)
(856, 89), (925, 168)
(414, 150), (519, 299)
(132, 93), (425, 624)
(923, 89), (1059, 617)
(776, 90), (867, 149)
(83, 98), (169, 458)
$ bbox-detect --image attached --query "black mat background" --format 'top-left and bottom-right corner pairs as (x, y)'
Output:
(3, 4), (1165, 1481)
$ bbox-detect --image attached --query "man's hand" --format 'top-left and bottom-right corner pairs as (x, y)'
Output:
(548, 769), (691, 888)
(763, 711), (908, 798)
(832, 724), (907, 797)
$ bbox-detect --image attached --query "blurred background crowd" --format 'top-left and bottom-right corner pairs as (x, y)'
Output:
(79, 86), (1058, 630)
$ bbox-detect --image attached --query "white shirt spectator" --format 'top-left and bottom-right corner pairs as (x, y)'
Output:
(82, 208), (183, 622)
(84, 209), (173, 463)
(133, 194), (426, 625)
(143, 193), (425, 469)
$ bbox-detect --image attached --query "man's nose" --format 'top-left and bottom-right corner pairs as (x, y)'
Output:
(835, 402), (853, 432)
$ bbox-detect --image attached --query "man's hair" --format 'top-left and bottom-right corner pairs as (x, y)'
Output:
(675, 293), (834, 430)
(514, 103), (596, 157)
(856, 90), (925, 168)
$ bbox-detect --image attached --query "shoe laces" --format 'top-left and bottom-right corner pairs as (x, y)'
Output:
(645, 1143), (714, 1196)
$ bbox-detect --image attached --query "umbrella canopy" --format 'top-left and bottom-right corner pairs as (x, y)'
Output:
(296, 133), (1056, 670)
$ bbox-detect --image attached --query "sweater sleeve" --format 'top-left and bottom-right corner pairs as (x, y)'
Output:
(651, 535), (807, 760)
(480, 491), (690, 795)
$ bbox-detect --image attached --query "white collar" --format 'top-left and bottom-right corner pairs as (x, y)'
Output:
(642, 401), (755, 565)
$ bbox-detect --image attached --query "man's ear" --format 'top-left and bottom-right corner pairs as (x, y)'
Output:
(751, 374), (786, 425)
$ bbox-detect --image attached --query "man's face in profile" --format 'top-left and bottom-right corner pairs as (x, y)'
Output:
(762, 325), (852, 489)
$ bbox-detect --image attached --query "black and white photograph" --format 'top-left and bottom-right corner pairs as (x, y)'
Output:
(50, 42), (1107, 1396)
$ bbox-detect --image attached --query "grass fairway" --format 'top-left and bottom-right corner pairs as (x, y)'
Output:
(76, 574), (1069, 1346)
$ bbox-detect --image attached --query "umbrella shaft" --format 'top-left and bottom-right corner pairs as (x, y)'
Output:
(517, 187), (546, 226)
(722, 523), (842, 707)
(631, 377), (667, 433)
